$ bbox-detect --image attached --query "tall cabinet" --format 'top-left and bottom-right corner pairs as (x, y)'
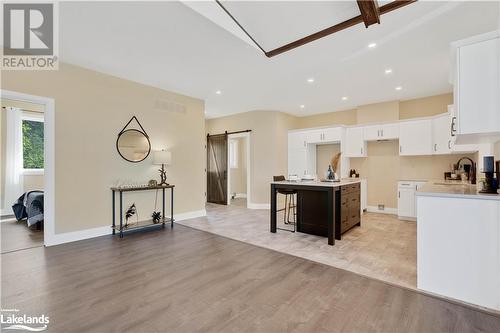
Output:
(452, 30), (500, 144)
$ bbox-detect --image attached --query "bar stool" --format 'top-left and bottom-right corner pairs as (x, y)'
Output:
(273, 175), (296, 232)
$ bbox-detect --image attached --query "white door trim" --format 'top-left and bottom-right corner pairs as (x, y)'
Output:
(1, 89), (55, 247)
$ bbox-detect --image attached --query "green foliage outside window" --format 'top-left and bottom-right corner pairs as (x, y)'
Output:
(23, 120), (44, 169)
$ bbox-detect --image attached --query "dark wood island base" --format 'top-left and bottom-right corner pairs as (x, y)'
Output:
(270, 180), (361, 245)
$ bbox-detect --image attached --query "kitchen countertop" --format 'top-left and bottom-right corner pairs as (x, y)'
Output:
(417, 181), (500, 201)
(271, 178), (362, 187)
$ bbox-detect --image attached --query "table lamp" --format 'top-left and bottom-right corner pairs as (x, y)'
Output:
(153, 150), (172, 186)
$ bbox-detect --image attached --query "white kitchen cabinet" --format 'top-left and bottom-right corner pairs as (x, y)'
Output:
(306, 127), (342, 144)
(453, 31), (500, 144)
(345, 127), (366, 157)
(432, 113), (452, 154)
(398, 181), (426, 220)
(364, 123), (399, 141)
(288, 148), (316, 177)
(399, 120), (433, 156)
(288, 131), (307, 150)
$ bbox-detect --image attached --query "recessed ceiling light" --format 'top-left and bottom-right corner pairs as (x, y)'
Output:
(300, 105), (305, 109)
(395, 86), (403, 91)
(342, 96), (348, 101)
(368, 42), (377, 48)
(307, 78), (315, 83)
(385, 69), (393, 74)
(215, 90), (222, 95)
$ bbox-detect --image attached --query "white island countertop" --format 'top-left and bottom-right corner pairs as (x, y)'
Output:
(417, 181), (500, 201)
(271, 178), (362, 187)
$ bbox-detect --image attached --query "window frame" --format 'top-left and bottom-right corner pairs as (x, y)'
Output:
(21, 113), (45, 175)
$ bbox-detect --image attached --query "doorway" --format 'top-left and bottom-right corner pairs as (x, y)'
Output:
(227, 133), (250, 207)
(1, 90), (55, 250)
(206, 131), (251, 207)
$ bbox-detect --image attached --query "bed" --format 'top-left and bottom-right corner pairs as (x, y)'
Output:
(12, 191), (44, 228)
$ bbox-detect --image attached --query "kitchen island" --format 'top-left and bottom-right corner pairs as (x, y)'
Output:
(270, 179), (362, 245)
(416, 182), (500, 310)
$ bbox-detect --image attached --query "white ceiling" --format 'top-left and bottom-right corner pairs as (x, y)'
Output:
(59, 1), (500, 119)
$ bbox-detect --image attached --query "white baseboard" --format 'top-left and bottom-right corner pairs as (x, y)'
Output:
(247, 203), (270, 210)
(45, 209), (207, 247)
(366, 206), (398, 215)
(45, 226), (109, 247)
(175, 209), (206, 221)
(234, 193), (247, 199)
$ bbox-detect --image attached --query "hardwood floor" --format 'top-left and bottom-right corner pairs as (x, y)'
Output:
(1, 218), (44, 253)
(178, 203), (417, 288)
(2, 224), (499, 332)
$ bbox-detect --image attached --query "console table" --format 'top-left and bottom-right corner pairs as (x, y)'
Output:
(111, 185), (174, 238)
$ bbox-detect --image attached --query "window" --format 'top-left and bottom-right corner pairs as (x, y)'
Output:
(229, 140), (238, 169)
(22, 117), (44, 172)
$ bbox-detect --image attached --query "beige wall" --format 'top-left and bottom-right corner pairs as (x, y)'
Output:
(495, 141), (500, 161)
(229, 137), (247, 195)
(206, 111), (298, 205)
(2, 63), (205, 233)
(297, 109), (357, 128)
(357, 101), (399, 124)
(399, 93), (453, 120)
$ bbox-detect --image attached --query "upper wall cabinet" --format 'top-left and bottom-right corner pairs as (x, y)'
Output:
(364, 123), (399, 141)
(288, 131), (307, 150)
(452, 31), (500, 144)
(399, 120), (433, 156)
(345, 127), (367, 157)
(306, 127), (342, 144)
(432, 113), (452, 154)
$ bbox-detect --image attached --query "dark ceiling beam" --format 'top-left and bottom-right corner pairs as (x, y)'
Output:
(357, 0), (380, 28)
(265, 0), (417, 58)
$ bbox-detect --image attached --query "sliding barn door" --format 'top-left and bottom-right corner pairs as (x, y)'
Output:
(207, 134), (228, 205)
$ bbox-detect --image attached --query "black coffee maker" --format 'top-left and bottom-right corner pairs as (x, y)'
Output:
(479, 156), (499, 194)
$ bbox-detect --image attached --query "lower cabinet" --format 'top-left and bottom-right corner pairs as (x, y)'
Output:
(398, 181), (427, 220)
(340, 183), (361, 234)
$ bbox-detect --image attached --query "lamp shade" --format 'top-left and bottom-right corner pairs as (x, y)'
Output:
(153, 150), (171, 165)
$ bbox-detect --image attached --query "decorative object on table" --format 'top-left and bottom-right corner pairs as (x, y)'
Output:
(148, 179), (158, 187)
(153, 150), (172, 186)
(151, 188), (161, 224)
(116, 116), (151, 163)
(124, 203), (138, 228)
(326, 165), (335, 180)
(330, 152), (341, 174)
(152, 211), (162, 224)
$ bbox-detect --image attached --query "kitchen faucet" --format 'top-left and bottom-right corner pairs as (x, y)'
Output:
(455, 157), (476, 185)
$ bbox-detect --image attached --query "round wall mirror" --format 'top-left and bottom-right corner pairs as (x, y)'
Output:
(116, 129), (151, 163)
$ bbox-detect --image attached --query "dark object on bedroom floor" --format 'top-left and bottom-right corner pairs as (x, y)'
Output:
(12, 191), (44, 228)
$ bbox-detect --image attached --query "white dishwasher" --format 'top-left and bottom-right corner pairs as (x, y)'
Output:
(398, 181), (427, 221)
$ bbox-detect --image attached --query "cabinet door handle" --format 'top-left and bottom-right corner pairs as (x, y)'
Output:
(399, 146), (402, 153)
(360, 147), (363, 155)
(381, 130), (384, 137)
(451, 117), (456, 137)
(398, 191), (400, 198)
(448, 140), (451, 149)
(434, 143), (437, 152)
(377, 130), (380, 137)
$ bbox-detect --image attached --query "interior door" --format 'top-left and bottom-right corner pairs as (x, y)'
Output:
(207, 134), (228, 205)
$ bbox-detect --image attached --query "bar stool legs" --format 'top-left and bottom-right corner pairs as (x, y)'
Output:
(278, 193), (296, 233)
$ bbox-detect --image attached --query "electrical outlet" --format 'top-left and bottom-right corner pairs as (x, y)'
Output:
(378, 204), (385, 211)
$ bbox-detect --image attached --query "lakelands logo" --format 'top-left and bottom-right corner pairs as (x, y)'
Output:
(1, 309), (49, 331)
(2, 2), (58, 70)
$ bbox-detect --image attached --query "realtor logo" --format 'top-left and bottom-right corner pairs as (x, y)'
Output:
(2, 2), (58, 70)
